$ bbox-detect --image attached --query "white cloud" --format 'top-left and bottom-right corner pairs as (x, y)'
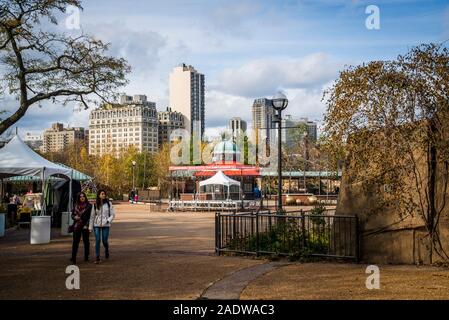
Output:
(85, 22), (167, 77)
(215, 53), (340, 97)
(204, 126), (228, 140)
(205, 90), (253, 128)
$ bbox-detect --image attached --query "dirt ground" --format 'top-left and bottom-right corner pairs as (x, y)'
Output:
(0, 203), (261, 299)
(1, 202), (449, 300)
(241, 263), (449, 300)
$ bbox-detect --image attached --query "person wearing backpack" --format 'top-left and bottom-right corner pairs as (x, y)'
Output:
(89, 190), (115, 264)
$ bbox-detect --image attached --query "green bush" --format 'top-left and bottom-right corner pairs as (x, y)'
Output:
(226, 216), (329, 257)
(309, 204), (326, 225)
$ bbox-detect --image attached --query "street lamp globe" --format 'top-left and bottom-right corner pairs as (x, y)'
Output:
(271, 91), (288, 111)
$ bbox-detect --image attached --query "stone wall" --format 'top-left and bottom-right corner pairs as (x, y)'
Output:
(336, 161), (449, 265)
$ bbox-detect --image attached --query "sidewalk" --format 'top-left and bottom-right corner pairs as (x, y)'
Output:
(0, 203), (262, 299)
(1, 203), (448, 300)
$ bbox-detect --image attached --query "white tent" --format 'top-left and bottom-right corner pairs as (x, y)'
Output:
(0, 135), (72, 179)
(199, 171), (240, 200)
(0, 135), (74, 215)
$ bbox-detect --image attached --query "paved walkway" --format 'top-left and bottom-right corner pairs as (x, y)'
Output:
(200, 262), (288, 299)
(1, 202), (449, 300)
(0, 203), (262, 299)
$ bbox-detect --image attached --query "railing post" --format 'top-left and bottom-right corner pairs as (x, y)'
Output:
(301, 209), (306, 251)
(355, 215), (360, 263)
(233, 211), (236, 240)
(215, 212), (221, 256)
(256, 211), (259, 256)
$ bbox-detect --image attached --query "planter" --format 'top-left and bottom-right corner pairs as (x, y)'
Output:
(30, 216), (51, 244)
(285, 196), (296, 206)
(60, 212), (73, 236)
(0, 213), (5, 237)
(308, 195), (318, 205)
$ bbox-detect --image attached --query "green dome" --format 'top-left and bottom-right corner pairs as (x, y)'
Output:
(213, 141), (240, 154)
(213, 140), (241, 162)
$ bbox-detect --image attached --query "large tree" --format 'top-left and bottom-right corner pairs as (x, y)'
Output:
(323, 43), (449, 262)
(0, 0), (130, 134)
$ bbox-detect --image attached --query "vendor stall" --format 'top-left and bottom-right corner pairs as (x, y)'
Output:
(0, 136), (74, 243)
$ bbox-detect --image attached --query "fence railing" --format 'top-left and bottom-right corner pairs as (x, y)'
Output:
(215, 210), (359, 261)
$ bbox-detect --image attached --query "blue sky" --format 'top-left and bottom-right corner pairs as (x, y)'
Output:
(4, 0), (449, 138)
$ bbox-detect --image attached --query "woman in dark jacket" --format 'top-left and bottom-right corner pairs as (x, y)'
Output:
(70, 192), (92, 264)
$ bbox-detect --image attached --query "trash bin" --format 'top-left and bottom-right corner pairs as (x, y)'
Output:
(30, 216), (51, 244)
(61, 212), (73, 236)
(0, 213), (5, 237)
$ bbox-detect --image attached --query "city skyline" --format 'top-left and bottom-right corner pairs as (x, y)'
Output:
(1, 0), (447, 138)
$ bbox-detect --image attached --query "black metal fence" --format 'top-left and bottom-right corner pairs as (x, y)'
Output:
(215, 210), (359, 261)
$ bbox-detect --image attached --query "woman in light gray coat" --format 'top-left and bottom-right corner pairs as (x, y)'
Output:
(89, 190), (115, 264)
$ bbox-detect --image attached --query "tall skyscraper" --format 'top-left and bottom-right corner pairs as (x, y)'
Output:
(229, 117), (247, 140)
(88, 94), (159, 156)
(169, 63), (205, 139)
(251, 98), (275, 144)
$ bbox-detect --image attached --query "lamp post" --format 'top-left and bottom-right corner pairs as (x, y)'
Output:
(271, 92), (288, 214)
(132, 160), (136, 192)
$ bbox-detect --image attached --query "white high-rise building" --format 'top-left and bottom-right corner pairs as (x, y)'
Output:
(169, 63), (205, 139)
(88, 94), (158, 156)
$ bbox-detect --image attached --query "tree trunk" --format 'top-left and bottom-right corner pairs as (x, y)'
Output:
(0, 102), (29, 135)
(427, 120), (438, 264)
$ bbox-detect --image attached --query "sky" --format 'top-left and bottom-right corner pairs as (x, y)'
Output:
(3, 0), (448, 139)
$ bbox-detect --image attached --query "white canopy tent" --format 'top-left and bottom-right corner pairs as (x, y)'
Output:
(0, 135), (74, 215)
(199, 171), (241, 200)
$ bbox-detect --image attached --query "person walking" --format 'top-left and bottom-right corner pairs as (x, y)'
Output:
(70, 192), (92, 264)
(89, 190), (115, 264)
(129, 189), (135, 204)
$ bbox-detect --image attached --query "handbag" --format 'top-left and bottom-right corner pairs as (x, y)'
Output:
(68, 224), (75, 233)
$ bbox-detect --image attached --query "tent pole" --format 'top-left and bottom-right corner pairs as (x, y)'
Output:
(41, 167), (45, 216)
(68, 170), (73, 219)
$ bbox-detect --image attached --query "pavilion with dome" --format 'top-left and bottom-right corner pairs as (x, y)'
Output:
(169, 140), (261, 206)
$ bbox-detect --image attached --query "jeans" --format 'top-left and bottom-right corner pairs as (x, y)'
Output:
(72, 229), (90, 261)
(94, 227), (110, 258)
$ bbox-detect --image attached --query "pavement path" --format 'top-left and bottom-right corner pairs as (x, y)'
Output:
(0, 203), (264, 299)
(200, 262), (288, 300)
(2, 202), (449, 300)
